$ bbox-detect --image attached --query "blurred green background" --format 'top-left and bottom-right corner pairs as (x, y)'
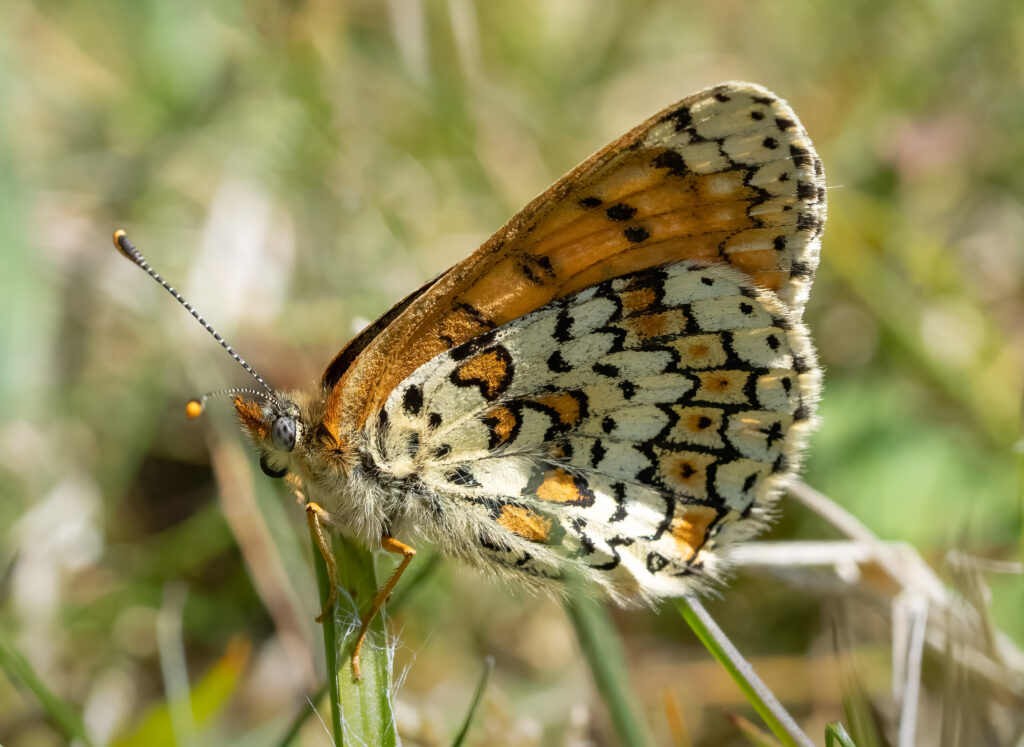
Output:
(1, 0), (1022, 745)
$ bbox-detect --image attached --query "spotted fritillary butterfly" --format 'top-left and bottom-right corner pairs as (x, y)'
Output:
(116, 81), (826, 676)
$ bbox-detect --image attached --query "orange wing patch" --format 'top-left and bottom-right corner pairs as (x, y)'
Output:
(670, 506), (719, 561)
(481, 391), (587, 451)
(694, 370), (751, 404)
(450, 347), (514, 401)
(670, 334), (729, 368)
(668, 406), (726, 450)
(621, 284), (658, 314)
(482, 404), (518, 448)
(535, 468), (595, 506)
(532, 391), (586, 427)
(622, 309), (689, 342)
(661, 451), (718, 499)
(497, 505), (553, 544)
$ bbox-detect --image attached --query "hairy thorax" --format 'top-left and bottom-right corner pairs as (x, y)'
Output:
(297, 387), (428, 549)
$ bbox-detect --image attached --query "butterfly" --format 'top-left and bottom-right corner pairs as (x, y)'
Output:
(115, 81), (825, 678)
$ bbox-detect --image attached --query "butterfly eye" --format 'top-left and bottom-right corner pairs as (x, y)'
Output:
(271, 416), (297, 452)
(260, 455), (288, 479)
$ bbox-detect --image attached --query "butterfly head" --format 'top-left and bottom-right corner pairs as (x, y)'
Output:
(232, 393), (306, 479)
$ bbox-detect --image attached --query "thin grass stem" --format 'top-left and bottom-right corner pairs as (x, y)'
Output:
(0, 626), (95, 747)
(565, 593), (652, 747)
(451, 655), (494, 747)
(311, 538), (344, 744)
(825, 722), (857, 747)
(323, 534), (400, 746)
(675, 596), (813, 747)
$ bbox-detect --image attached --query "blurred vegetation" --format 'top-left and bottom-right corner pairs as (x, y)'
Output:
(1, 0), (1022, 744)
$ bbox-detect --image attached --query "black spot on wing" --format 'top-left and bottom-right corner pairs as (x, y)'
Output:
(646, 552), (669, 573)
(554, 309), (573, 343)
(796, 212), (822, 232)
(624, 226), (649, 243)
(796, 182), (817, 201)
(454, 301), (495, 330)
(446, 466), (481, 487)
(519, 254), (557, 285)
(790, 260), (812, 278)
(789, 144), (811, 167)
(547, 351), (572, 373)
(652, 149), (688, 176)
(402, 385), (423, 416)
(662, 105), (692, 132)
(605, 203), (637, 221)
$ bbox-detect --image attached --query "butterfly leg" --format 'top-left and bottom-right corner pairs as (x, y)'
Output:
(305, 502), (339, 623)
(351, 535), (416, 680)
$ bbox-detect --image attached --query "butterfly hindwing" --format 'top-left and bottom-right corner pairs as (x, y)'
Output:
(372, 261), (819, 597)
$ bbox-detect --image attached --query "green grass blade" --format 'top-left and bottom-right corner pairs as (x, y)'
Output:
(450, 655), (494, 747)
(313, 532), (400, 747)
(825, 721), (857, 747)
(0, 626), (95, 747)
(565, 594), (652, 747)
(311, 537), (344, 744)
(1017, 399), (1023, 564)
(675, 597), (812, 747)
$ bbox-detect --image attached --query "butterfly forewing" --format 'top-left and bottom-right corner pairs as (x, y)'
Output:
(324, 82), (825, 438)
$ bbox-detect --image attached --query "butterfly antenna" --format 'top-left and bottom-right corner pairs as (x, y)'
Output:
(185, 387), (275, 419)
(112, 229), (278, 406)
